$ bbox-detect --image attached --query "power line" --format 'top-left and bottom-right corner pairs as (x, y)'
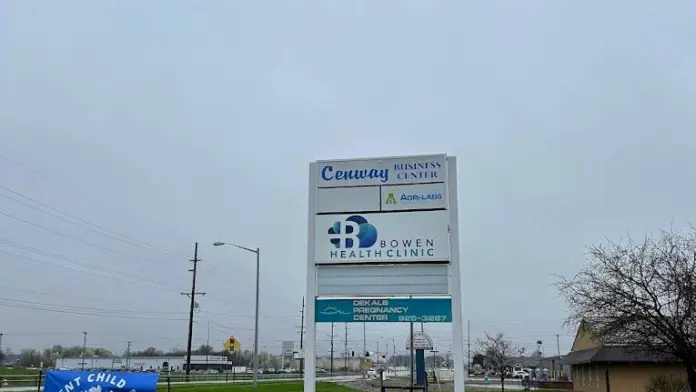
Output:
(0, 185), (184, 258)
(0, 289), (297, 327)
(0, 298), (189, 320)
(0, 208), (169, 267)
(0, 177), (301, 323)
(0, 285), (135, 306)
(0, 238), (186, 292)
(0, 155), (186, 257)
(0, 240), (273, 318)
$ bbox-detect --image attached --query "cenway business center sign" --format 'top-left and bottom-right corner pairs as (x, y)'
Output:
(317, 157), (444, 187)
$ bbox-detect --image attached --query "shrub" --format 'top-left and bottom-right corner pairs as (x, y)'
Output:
(646, 375), (689, 392)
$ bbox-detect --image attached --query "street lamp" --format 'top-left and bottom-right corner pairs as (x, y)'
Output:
(213, 241), (261, 388)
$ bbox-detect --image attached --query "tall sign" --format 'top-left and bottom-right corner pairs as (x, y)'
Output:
(304, 154), (466, 392)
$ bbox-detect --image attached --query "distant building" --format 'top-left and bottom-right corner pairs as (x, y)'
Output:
(55, 355), (239, 372)
(0, 354), (19, 366)
(315, 357), (362, 372)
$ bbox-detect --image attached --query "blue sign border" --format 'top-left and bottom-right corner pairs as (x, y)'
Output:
(316, 298), (452, 323)
(44, 371), (159, 392)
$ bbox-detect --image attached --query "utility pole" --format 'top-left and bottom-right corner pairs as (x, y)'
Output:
(409, 295), (415, 388)
(181, 242), (204, 382)
(344, 323), (348, 375)
(329, 322), (335, 375)
(467, 320), (471, 374)
(126, 342), (131, 369)
(556, 334), (560, 356)
(409, 322), (414, 389)
(556, 334), (561, 379)
(362, 322), (366, 380)
(299, 296), (305, 376)
(206, 322), (210, 365)
(0, 333), (3, 364)
(81, 332), (88, 371)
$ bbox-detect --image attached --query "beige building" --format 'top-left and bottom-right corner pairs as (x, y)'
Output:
(315, 357), (363, 372)
(565, 320), (686, 392)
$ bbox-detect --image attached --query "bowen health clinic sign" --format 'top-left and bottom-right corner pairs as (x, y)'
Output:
(304, 154), (467, 392)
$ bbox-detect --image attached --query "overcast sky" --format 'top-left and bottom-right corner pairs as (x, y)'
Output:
(1, 0), (695, 360)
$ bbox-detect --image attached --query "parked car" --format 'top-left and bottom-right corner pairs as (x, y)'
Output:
(512, 370), (529, 379)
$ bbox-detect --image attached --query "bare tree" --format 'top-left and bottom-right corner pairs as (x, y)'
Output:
(556, 228), (696, 391)
(477, 332), (519, 392)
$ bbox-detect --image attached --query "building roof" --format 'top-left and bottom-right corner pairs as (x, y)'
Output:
(564, 345), (679, 365)
(565, 319), (681, 365)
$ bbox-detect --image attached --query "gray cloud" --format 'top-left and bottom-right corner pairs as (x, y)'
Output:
(0, 0), (694, 358)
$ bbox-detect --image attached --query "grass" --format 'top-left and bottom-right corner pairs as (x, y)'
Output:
(0, 367), (42, 375)
(159, 382), (352, 392)
(0, 370), (309, 387)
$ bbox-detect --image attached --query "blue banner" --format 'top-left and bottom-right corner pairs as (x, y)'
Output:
(45, 371), (159, 392)
(316, 298), (452, 323)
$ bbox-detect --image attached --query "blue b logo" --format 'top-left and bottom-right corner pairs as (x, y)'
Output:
(328, 215), (378, 249)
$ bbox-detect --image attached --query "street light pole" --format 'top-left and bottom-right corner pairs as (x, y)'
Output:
(253, 247), (260, 388)
(213, 241), (261, 389)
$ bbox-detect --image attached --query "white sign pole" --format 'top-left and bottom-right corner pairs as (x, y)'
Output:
(447, 157), (466, 392)
(304, 162), (318, 392)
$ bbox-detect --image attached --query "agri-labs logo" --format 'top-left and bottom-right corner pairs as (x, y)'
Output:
(385, 191), (442, 205)
(328, 215), (378, 249)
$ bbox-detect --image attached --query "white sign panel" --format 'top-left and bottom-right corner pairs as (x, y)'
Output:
(381, 183), (446, 211)
(316, 264), (450, 296)
(314, 210), (450, 264)
(317, 186), (381, 213)
(406, 331), (434, 350)
(317, 155), (446, 188)
(281, 341), (295, 356)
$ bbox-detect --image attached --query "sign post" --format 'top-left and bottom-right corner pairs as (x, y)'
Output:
(305, 154), (465, 392)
